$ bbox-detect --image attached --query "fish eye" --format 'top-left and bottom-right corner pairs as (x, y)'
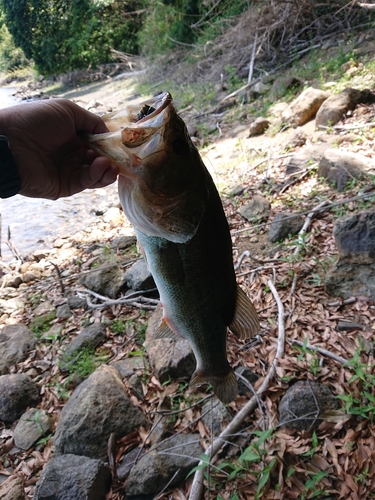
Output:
(172, 138), (190, 155)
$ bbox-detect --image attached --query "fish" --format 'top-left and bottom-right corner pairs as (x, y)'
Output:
(81, 92), (260, 403)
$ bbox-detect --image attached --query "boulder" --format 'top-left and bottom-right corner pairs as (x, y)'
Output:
(0, 476), (26, 500)
(278, 380), (340, 430)
(33, 454), (111, 500)
(285, 143), (330, 175)
(333, 209), (375, 259)
(281, 87), (331, 127)
(249, 117), (269, 136)
(0, 374), (41, 424)
(325, 259), (375, 300)
(0, 324), (36, 375)
(318, 149), (368, 191)
(79, 263), (124, 298)
(235, 366), (260, 395)
(125, 433), (203, 498)
(145, 306), (195, 383)
(268, 212), (304, 243)
(54, 365), (148, 459)
(316, 88), (375, 128)
(123, 259), (156, 292)
(239, 195), (270, 223)
(202, 397), (232, 436)
(13, 408), (52, 450)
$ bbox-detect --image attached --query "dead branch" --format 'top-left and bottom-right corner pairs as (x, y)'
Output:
(189, 280), (285, 500)
(76, 287), (159, 310)
(289, 339), (351, 366)
(357, 2), (375, 9)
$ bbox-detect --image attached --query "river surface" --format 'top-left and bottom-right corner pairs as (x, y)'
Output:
(0, 87), (119, 260)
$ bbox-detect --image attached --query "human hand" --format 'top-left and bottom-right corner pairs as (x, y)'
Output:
(0, 98), (119, 199)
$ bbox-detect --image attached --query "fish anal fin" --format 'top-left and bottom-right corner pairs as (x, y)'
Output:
(229, 285), (260, 340)
(190, 369), (238, 404)
(155, 319), (179, 340)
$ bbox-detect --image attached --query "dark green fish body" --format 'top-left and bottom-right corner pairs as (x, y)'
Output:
(81, 92), (260, 403)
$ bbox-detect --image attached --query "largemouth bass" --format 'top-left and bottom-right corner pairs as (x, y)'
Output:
(82, 92), (260, 403)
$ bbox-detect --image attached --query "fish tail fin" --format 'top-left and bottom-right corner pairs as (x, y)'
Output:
(229, 285), (260, 340)
(190, 369), (238, 404)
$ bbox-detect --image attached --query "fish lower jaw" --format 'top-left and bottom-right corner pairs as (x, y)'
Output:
(190, 368), (238, 404)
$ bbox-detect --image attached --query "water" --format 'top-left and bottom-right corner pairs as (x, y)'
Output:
(0, 88), (120, 260)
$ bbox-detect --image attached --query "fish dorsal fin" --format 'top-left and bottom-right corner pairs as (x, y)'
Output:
(155, 319), (179, 340)
(228, 285), (260, 340)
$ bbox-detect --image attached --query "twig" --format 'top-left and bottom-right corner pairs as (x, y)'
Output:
(290, 200), (331, 294)
(234, 250), (280, 270)
(326, 297), (357, 307)
(154, 469), (181, 499)
(289, 339), (350, 366)
(277, 163), (318, 195)
(76, 287), (159, 310)
(248, 32), (258, 84)
(49, 262), (65, 294)
(189, 280), (285, 499)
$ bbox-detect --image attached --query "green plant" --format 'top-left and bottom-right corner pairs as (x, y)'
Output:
(293, 338), (321, 376)
(29, 311), (56, 337)
(300, 470), (328, 499)
(60, 346), (110, 379)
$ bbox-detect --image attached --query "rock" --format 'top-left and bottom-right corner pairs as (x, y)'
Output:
(33, 454), (111, 500)
(315, 88), (375, 128)
(0, 298), (24, 314)
(117, 447), (145, 482)
(251, 81), (270, 95)
(67, 295), (86, 309)
(334, 209), (375, 259)
(228, 184), (245, 197)
(13, 408), (52, 450)
(268, 212), (304, 243)
(249, 117), (270, 136)
(270, 76), (302, 99)
(0, 324), (36, 375)
(278, 380), (340, 430)
(326, 259), (375, 300)
(0, 476), (26, 500)
(144, 306), (195, 383)
(59, 323), (107, 371)
(235, 366), (260, 395)
(41, 323), (63, 341)
(2, 274), (23, 289)
(318, 149), (369, 191)
(128, 374), (144, 399)
(285, 143), (330, 175)
(110, 357), (145, 378)
(56, 303), (72, 319)
(281, 87), (331, 127)
(29, 312), (56, 335)
(123, 259), (156, 292)
(102, 206), (124, 225)
(202, 397), (232, 435)
(268, 101), (289, 118)
(285, 128), (307, 148)
(54, 365), (148, 459)
(79, 263), (124, 298)
(125, 433), (203, 498)
(0, 374), (41, 424)
(239, 195), (270, 223)
(111, 235), (137, 251)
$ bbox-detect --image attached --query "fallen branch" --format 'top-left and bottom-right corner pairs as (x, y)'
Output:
(76, 287), (159, 310)
(189, 280), (285, 500)
(289, 339), (351, 366)
(290, 199), (331, 294)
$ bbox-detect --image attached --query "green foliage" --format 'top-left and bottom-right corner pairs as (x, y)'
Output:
(0, 16), (28, 71)
(1, 0), (146, 74)
(60, 346), (109, 379)
(29, 311), (56, 337)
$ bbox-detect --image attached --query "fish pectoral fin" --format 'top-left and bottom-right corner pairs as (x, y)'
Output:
(190, 369), (238, 404)
(155, 319), (179, 340)
(229, 285), (260, 340)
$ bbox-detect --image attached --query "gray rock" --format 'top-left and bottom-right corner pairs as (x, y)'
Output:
(316, 87), (375, 128)
(249, 117), (269, 136)
(33, 454), (111, 500)
(56, 303), (72, 319)
(33, 301), (53, 316)
(0, 324), (36, 375)
(128, 374), (144, 400)
(111, 235), (137, 251)
(268, 212), (304, 242)
(270, 76), (302, 99)
(13, 408), (52, 450)
(318, 149), (368, 191)
(123, 259), (156, 292)
(279, 380), (340, 430)
(202, 398), (232, 436)
(325, 259), (375, 300)
(110, 357), (145, 378)
(125, 433), (203, 497)
(285, 128), (307, 148)
(235, 366), (260, 395)
(0, 374), (41, 424)
(285, 144), (330, 175)
(145, 306), (195, 383)
(60, 323), (107, 371)
(117, 447), (143, 482)
(67, 295), (86, 309)
(54, 365), (148, 459)
(239, 195), (270, 223)
(79, 263), (124, 298)
(281, 87), (331, 127)
(334, 209), (375, 259)
(0, 476), (26, 500)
